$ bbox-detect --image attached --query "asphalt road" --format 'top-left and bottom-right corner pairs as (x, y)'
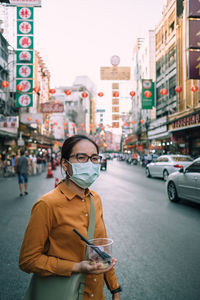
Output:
(0, 160), (200, 300)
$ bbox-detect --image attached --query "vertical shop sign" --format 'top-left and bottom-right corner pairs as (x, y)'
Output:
(187, 0), (200, 80)
(16, 6), (34, 107)
(141, 79), (154, 109)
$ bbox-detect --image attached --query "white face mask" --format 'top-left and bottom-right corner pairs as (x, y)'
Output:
(67, 161), (100, 189)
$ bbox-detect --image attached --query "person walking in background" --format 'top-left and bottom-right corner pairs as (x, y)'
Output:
(32, 153), (37, 175)
(19, 135), (121, 299)
(25, 151), (31, 176)
(11, 153), (16, 176)
(16, 149), (29, 197)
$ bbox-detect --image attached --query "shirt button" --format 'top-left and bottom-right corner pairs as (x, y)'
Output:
(82, 199), (85, 202)
(93, 278), (96, 282)
(91, 294), (94, 298)
(85, 213), (88, 217)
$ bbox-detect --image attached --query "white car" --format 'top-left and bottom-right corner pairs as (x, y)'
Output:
(166, 157), (200, 204)
(145, 155), (193, 181)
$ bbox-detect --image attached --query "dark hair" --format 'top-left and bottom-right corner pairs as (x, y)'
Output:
(61, 135), (99, 163)
(20, 149), (25, 156)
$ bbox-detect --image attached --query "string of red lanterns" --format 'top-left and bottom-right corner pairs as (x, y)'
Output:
(1, 81), (9, 88)
(16, 84), (23, 92)
(130, 91), (136, 97)
(81, 92), (88, 98)
(191, 85), (198, 92)
(33, 87), (40, 93)
(175, 86), (182, 93)
(49, 88), (56, 94)
(113, 91), (119, 97)
(160, 88), (168, 96)
(64, 90), (71, 96)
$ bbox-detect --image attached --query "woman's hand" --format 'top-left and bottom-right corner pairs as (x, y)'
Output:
(112, 292), (120, 300)
(73, 258), (117, 275)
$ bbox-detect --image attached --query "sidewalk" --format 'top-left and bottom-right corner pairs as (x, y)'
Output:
(0, 166), (63, 300)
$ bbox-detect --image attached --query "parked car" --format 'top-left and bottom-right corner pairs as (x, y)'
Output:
(100, 153), (107, 170)
(166, 157), (200, 204)
(145, 154), (193, 181)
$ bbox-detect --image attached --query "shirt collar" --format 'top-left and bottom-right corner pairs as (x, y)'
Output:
(58, 180), (94, 200)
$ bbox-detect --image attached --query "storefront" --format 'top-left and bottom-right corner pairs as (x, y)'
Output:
(168, 109), (200, 158)
(148, 116), (171, 154)
(123, 134), (137, 152)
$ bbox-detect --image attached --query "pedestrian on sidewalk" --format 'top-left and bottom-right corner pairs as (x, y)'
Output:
(11, 153), (16, 176)
(16, 149), (29, 197)
(31, 153), (37, 175)
(19, 135), (121, 300)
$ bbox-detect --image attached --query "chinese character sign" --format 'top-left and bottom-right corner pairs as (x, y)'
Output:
(16, 94), (33, 107)
(141, 79), (154, 109)
(16, 6), (34, 107)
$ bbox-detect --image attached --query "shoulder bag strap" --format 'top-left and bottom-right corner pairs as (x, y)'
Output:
(78, 195), (96, 299)
(85, 194), (95, 260)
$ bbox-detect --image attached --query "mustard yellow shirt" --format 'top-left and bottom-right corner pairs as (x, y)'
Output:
(19, 181), (119, 299)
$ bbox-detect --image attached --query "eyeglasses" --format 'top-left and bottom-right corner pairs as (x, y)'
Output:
(69, 153), (102, 164)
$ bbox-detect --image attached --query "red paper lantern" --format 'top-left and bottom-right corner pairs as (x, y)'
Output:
(64, 90), (71, 96)
(82, 92), (88, 98)
(45, 120), (49, 124)
(175, 86), (182, 93)
(130, 91), (136, 97)
(124, 122), (129, 127)
(51, 125), (54, 128)
(191, 85), (198, 92)
(131, 120), (136, 124)
(64, 126), (67, 130)
(80, 123), (84, 127)
(113, 91), (119, 97)
(63, 122), (67, 126)
(160, 88), (168, 96)
(27, 117), (32, 121)
(33, 87), (40, 93)
(1, 81), (9, 88)
(98, 123), (102, 127)
(35, 119), (40, 123)
(76, 127), (79, 131)
(140, 119), (144, 124)
(72, 123), (76, 127)
(16, 84), (23, 92)
(54, 122), (58, 126)
(101, 126), (104, 130)
(89, 123), (93, 128)
(98, 92), (104, 97)
(49, 88), (56, 94)
(83, 128), (86, 131)
(144, 91), (152, 98)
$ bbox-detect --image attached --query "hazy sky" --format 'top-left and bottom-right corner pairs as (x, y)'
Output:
(34, 0), (166, 88)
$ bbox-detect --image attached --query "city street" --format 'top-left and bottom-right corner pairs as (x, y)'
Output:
(0, 160), (200, 300)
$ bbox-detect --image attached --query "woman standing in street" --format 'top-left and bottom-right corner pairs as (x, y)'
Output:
(19, 135), (121, 300)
